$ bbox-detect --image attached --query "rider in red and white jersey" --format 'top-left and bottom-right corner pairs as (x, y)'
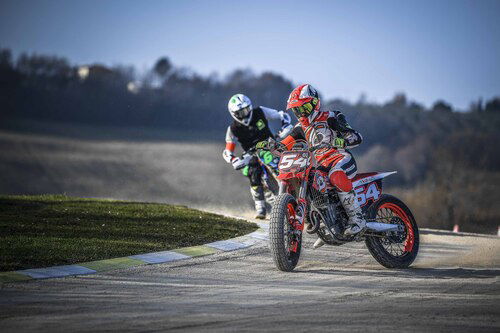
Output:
(280, 84), (365, 247)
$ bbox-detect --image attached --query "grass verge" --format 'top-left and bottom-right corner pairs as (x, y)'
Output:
(0, 194), (257, 272)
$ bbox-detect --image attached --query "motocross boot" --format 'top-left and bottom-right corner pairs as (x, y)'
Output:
(251, 186), (266, 219)
(254, 200), (266, 219)
(313, 237), (325, 249)
(337, 190), (366, 235)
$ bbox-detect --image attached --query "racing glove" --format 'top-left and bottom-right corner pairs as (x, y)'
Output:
(256, 138), (278, 151)
(255, 140), (269, 150)
(222, 149), (235, 163)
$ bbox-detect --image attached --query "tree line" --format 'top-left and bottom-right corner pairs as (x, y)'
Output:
(1, 48), (499, 171)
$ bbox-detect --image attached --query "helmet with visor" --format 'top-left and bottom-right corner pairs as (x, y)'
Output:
(228, 94), (253, 126)
(286, 84), (320, 121)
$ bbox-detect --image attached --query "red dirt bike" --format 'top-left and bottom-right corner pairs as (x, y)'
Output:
(268, 141), (419, 272)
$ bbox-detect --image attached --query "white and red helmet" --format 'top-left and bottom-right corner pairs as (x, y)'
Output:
(287, 84), (321, 123)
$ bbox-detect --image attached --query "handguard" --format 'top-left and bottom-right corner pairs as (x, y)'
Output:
(232, 153), (252, 170)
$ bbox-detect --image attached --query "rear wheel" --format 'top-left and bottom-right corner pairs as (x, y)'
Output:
(365, 194), (419, 268)
(269, 193), (302, 271)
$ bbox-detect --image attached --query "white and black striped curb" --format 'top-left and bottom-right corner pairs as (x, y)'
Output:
(0, 221), (269, 283)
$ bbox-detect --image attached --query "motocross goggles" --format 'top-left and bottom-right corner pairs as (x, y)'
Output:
(291, 101), (314, 119)
(234, 106), (252, 120)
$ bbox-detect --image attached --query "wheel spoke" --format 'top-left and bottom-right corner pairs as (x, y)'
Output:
(376, 204), (410, 257)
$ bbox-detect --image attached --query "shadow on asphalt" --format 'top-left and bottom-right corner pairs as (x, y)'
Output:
(294, 267), (500, 280)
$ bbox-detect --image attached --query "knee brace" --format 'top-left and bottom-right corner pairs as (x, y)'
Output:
(329, 170), (353, 192)
(250, 186), (265, 201)
(247, 158), (263, 187)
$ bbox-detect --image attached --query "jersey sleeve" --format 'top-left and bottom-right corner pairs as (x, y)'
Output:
(289, 123), (305, 140)
(280, 124), (305, 150)
(225, 126), (236, 143)
(327, 111), (363, 148)
(260, 106), (282, 121)
(225, 126), (237, 152)
(260, 106), (293, 139)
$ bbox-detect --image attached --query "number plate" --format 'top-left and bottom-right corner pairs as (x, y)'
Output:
(278, 151), (311, 174)
(354, 182), (381, 206)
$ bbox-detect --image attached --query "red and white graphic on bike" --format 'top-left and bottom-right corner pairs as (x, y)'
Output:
(278, 151), (311, 174)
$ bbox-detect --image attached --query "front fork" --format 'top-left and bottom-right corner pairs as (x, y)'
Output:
(279, 177), (309, 253)
(279, 178), (309, 232)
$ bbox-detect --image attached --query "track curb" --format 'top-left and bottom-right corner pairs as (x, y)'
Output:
(0, 220), (269, 284)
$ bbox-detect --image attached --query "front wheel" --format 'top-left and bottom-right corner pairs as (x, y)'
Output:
(365, 194), (419, 268)
(269, 193), (302, 271)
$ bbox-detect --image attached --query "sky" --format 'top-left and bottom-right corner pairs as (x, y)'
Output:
(1, 0), (499, 110)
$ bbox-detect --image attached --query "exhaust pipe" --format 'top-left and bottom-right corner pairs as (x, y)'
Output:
(365, 222), (403, 233)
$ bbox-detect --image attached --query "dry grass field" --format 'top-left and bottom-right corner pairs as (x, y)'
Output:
(0, 130), (255, 215)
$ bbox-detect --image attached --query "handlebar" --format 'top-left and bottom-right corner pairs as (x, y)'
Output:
(247, 140), (335, 158)
(267, 141), (288, 157)
(245, 147), (256, 155)
(255, 142), (334, 156)
(246, 139), (287, 157)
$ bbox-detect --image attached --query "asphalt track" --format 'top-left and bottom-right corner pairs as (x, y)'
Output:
(1, 221), (499, 332)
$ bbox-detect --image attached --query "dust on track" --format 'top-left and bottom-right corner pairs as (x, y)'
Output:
(416, 232), (500, 268)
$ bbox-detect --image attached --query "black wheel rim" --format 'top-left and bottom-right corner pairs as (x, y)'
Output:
(376, 206), (408, 257)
